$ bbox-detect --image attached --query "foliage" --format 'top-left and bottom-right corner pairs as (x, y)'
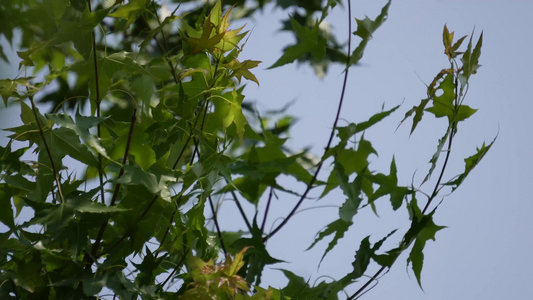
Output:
(0, 0), (493, 299)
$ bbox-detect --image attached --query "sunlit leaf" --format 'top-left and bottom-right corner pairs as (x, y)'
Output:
(109, 0), (150, 28)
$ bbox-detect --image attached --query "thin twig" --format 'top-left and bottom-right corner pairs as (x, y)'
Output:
(87, 0), (106, 205)
(260, 187), (274, 234)
(154, 208), (178, 258)
(423, 126), (454, 214)
(230, 189), (252, 232)
(151, 1), (179, 83)
(29, 95), (65, 204)
(158, 251), (188, 292)
(264, 0), (354, 242)
(208, 195), (227, 255)
(89, 109), (137, 263)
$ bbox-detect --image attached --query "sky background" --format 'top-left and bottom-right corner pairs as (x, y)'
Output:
(1, 0), (532, 299)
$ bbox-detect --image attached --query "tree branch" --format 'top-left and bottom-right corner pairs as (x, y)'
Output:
(264, 0), (354, 241)
(29, 95), (65, 204)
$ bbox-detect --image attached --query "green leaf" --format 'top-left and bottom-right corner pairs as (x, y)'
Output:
(66, 198), (130, 214)
(306, 219), (351, 264)
(104, 51), (151, 77)
(268, 18), (326, 69)
(399, 98), (430, 135)
(423, 127), (451, 184)
(109, 122), (156, 170)
(109, 0), (150, 28)
(228, 59), (261, 85)
(0, 184), (15, 229)
(232, 221), (283, 286)
(46, 112), (115, 163)
(425, 74), (455, 120)
(461, 31), (483, 81)
(444, 138), (496, 191)
(280, 269), (340, 299)
(350, 236), (372, 279)
(0, 77), (35, 106)
(335, 162), (364, 222)
(455, 104), (477, 122)
(50, 127), (99, 167)
(368, 157), (410, 211)
(350, 0), (391, 66)
(116, 164), (176, 202)
(351, 104), (399, 134)
(16, 250), (44, 293)
(322, 137), (376, 197)
(406, 213), (446, 288)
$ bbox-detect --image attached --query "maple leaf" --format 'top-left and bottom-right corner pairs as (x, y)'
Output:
(227, 59), (261, 85)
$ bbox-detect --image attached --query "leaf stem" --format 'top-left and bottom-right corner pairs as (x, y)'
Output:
(208, 195), (227, 255)
(265, 0), (354, 241)
(151, 1), (179, 83)
(158, 250), (188, 292)
(230, 189), (253, 232)
(154, 208), (177, 258)
(347, 267), (385, 300)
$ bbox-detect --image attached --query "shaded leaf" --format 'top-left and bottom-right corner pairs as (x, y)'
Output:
(306, 219), (351, 265)
(350, 0), (391, 66)
(232, 221), (283, 286)
(269, 18), (326, 69)
(0, 184), (15, 229)
(444, 138), (496, 191)
(109, 0), (150, 28)
(368, 157), (410, 211)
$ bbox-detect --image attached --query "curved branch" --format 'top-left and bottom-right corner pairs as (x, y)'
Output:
(29, 95), (65, 204)
(264, 0), (354, 241)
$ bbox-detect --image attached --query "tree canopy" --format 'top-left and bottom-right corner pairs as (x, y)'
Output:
(0, 0), (492, 299)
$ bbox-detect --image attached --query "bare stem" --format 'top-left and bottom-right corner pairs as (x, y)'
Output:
(261, 187), (274, 235)
(231, 189), (252, 232)
(29, 96), (65, 204)
(208, 195), (227, 255)
(264, 0), (354, 242)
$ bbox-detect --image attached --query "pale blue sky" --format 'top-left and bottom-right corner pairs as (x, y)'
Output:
(1, 1), (532, 299)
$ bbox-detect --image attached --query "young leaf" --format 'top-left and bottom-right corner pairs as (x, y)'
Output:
(227, 59), (261, 85)
(109, 0), (150, 28)
(461, 31), (483, 81)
